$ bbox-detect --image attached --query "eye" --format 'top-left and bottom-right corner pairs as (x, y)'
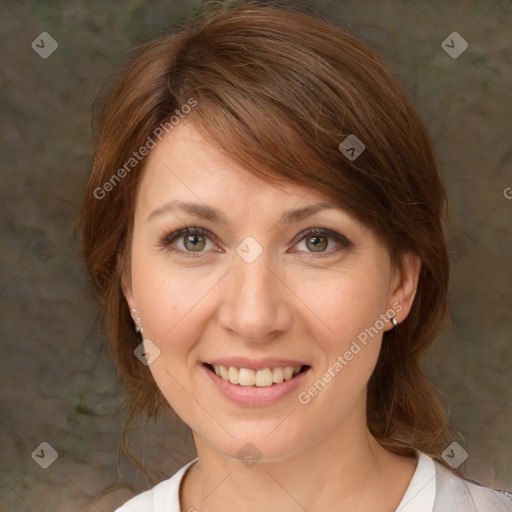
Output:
(159, 226), (351, 259)
(291, 228), (351, 255)
(160, 226), (219, 257)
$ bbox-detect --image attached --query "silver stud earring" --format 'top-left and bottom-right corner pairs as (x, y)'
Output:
(391, 317), (398, 327)
(130, 307), (143, 335)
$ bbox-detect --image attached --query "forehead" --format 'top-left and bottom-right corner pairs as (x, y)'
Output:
(135, 121), (337, 221)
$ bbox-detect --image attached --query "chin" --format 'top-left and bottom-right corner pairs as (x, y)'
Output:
(199, 423), (308, 465)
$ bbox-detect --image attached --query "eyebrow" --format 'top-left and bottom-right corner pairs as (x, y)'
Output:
(147, 200), (337, 224)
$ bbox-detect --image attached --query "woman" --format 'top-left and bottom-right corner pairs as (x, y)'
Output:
(79, 2), (512, 511)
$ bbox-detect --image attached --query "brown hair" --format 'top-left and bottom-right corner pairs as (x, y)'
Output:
(78, 0), (454, 478)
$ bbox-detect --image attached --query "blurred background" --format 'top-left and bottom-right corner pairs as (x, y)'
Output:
(1, 0), (511, 510)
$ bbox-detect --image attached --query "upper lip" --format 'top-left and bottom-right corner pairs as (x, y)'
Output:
(203, 357), (309, 371)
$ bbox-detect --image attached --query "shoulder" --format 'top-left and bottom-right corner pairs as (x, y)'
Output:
(432, 458), (512, 511)
(114, 458), (198, 512)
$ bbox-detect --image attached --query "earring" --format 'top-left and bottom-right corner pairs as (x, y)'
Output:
(130, 307), (143, 335)
(391, 317), (398, 327)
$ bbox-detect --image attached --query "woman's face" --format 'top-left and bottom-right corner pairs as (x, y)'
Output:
(123, 122), (419, 461)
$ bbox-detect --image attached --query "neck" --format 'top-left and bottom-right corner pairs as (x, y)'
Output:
(180, 406), (416, 512)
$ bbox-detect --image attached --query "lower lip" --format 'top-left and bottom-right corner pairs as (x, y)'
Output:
(202, 364), (310, 406)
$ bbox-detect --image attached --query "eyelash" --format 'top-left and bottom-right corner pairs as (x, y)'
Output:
(159, 226), (352, 259)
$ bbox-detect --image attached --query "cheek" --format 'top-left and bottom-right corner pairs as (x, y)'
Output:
(288, 264), (390, 350)
(130, 256), (219, 421)
(289, 269), (387, 422)
(130, 245), (221, 369)
(134, 271), (213, 346)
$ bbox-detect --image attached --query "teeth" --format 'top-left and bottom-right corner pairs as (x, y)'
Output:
(228, 366), (239, 384)
(212, 365), (303, 387)
(219, 365), (229, 380)
(255, 368), (273, 387)
(239, 368), (255, 386)
(272, 367), (284, 384)
(283, 366), (294, 380)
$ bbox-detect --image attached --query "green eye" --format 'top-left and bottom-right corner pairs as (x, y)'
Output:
(183, 234), (207, 251)
(161, 226), (215, 257)
(305, 235), (329, 252)
(160, 226), (351, 259)
(294, 228), (351, 255)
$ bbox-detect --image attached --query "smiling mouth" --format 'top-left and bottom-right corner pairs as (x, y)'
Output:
(203, 363), (310, 387)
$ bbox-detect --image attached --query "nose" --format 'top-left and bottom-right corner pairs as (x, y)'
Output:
(217, 250), (292, 342)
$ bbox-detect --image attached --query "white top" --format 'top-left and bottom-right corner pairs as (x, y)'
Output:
(115, 452), (512, 511)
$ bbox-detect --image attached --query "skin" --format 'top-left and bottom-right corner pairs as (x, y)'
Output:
(122, 122), (421, 512)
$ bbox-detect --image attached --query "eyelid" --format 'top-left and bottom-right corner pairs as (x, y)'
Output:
(159, 226), (223, 258)
(161, 226), (220, 246)
(159, 225), (352, 257)
(288, 227), (352, 250)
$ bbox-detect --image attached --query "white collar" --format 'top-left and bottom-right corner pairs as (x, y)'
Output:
(395, 451), (436, 512)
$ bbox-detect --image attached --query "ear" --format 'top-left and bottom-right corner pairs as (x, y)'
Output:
(388, 252), (421, 325)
